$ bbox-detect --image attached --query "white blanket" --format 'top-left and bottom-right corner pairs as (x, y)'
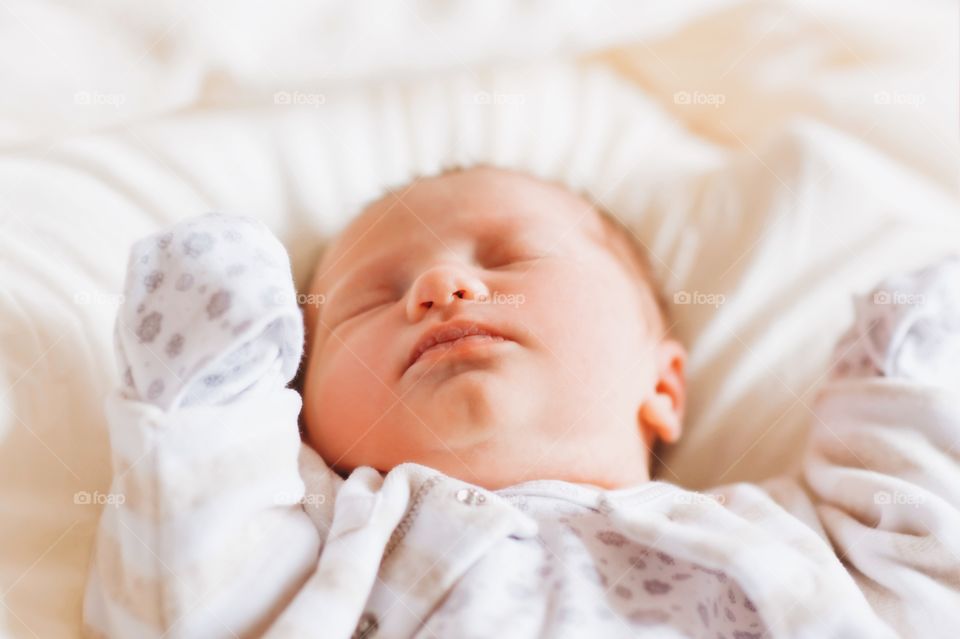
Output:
(0, 1), (957, 636)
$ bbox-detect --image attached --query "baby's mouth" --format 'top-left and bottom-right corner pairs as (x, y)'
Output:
(406, 322), (510, 372)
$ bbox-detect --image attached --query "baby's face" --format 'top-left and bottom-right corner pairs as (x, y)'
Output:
(302, 167), (685, 489)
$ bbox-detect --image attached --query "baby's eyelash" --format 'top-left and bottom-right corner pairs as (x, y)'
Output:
(343, 294), (392, 318)
(326, 292), (395, 329)
(480, 242), (538, 266)
(488, 252), (545, 269)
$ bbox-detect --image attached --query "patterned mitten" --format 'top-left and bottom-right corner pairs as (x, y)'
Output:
(114, 213), (304, 410)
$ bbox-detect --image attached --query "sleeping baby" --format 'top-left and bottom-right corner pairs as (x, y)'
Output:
(83, 167), (960, 638)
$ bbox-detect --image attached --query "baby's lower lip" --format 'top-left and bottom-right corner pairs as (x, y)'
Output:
(410, 334), (507, 368)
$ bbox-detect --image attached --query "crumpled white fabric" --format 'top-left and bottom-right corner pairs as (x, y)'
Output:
(114, 213), (304, 410)
(832, 255), (960, 395)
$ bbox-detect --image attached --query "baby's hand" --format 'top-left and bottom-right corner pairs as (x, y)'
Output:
(114, 213), (304, 410)
(830, 255), (960, 389)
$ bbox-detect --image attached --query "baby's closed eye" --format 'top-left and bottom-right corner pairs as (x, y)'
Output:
(327, 287), (398, 328)
(479, 239), (551, 269)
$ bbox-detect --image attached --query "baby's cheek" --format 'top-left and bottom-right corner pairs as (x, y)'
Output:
(312, 347), (394, 447)
(534, 269), (649, 385)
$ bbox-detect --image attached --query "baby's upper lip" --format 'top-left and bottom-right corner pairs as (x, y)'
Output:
(405, 319), (512, 372)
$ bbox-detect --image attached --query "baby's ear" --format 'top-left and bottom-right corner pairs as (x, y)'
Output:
(638, 339), (687, 446)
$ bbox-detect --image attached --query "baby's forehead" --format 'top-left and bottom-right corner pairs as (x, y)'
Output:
(321, 171), (605, 272)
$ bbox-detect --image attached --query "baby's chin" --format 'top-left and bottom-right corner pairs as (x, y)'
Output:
(387, 372), (532, 460)
(402, 345), (532, 423)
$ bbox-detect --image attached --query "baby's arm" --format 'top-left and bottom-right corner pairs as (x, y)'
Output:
(83, 214), (321, 638)
(801, 256), (960, 633)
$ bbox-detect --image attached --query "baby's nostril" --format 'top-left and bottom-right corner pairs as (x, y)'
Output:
(453, 290), (466, 299)
(421, 301), (433, 309)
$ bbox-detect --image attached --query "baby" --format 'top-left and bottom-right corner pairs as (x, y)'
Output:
(83, 167), (960, 639)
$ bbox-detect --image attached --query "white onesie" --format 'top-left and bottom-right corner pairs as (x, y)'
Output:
(419, 484), (765, 638)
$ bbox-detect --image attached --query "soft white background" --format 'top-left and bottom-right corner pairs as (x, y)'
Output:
(0, 1), (957, 636)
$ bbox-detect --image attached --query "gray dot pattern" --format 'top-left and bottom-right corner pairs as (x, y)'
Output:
(418, 494), (767, 638)
(114, 212), (305, 410)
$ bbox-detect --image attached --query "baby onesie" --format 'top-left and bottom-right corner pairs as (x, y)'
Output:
(416, 484), (766, 638)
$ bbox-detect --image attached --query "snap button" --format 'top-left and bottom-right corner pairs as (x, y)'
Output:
(454, 487), (486, 506)
(352, 611), (378, 639)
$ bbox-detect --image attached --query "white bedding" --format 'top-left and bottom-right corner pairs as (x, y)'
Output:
(1, 1), (957, 636)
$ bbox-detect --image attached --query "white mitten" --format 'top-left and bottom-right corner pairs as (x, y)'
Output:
(114, 213), (304, 410)
(831, 255), (960, 393)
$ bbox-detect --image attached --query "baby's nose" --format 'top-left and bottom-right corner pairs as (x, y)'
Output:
(405, 264), (490, 321)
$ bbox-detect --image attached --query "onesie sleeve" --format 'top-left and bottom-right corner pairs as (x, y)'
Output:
(798, 256), (960, 634)
(82, 214), (329, 638)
